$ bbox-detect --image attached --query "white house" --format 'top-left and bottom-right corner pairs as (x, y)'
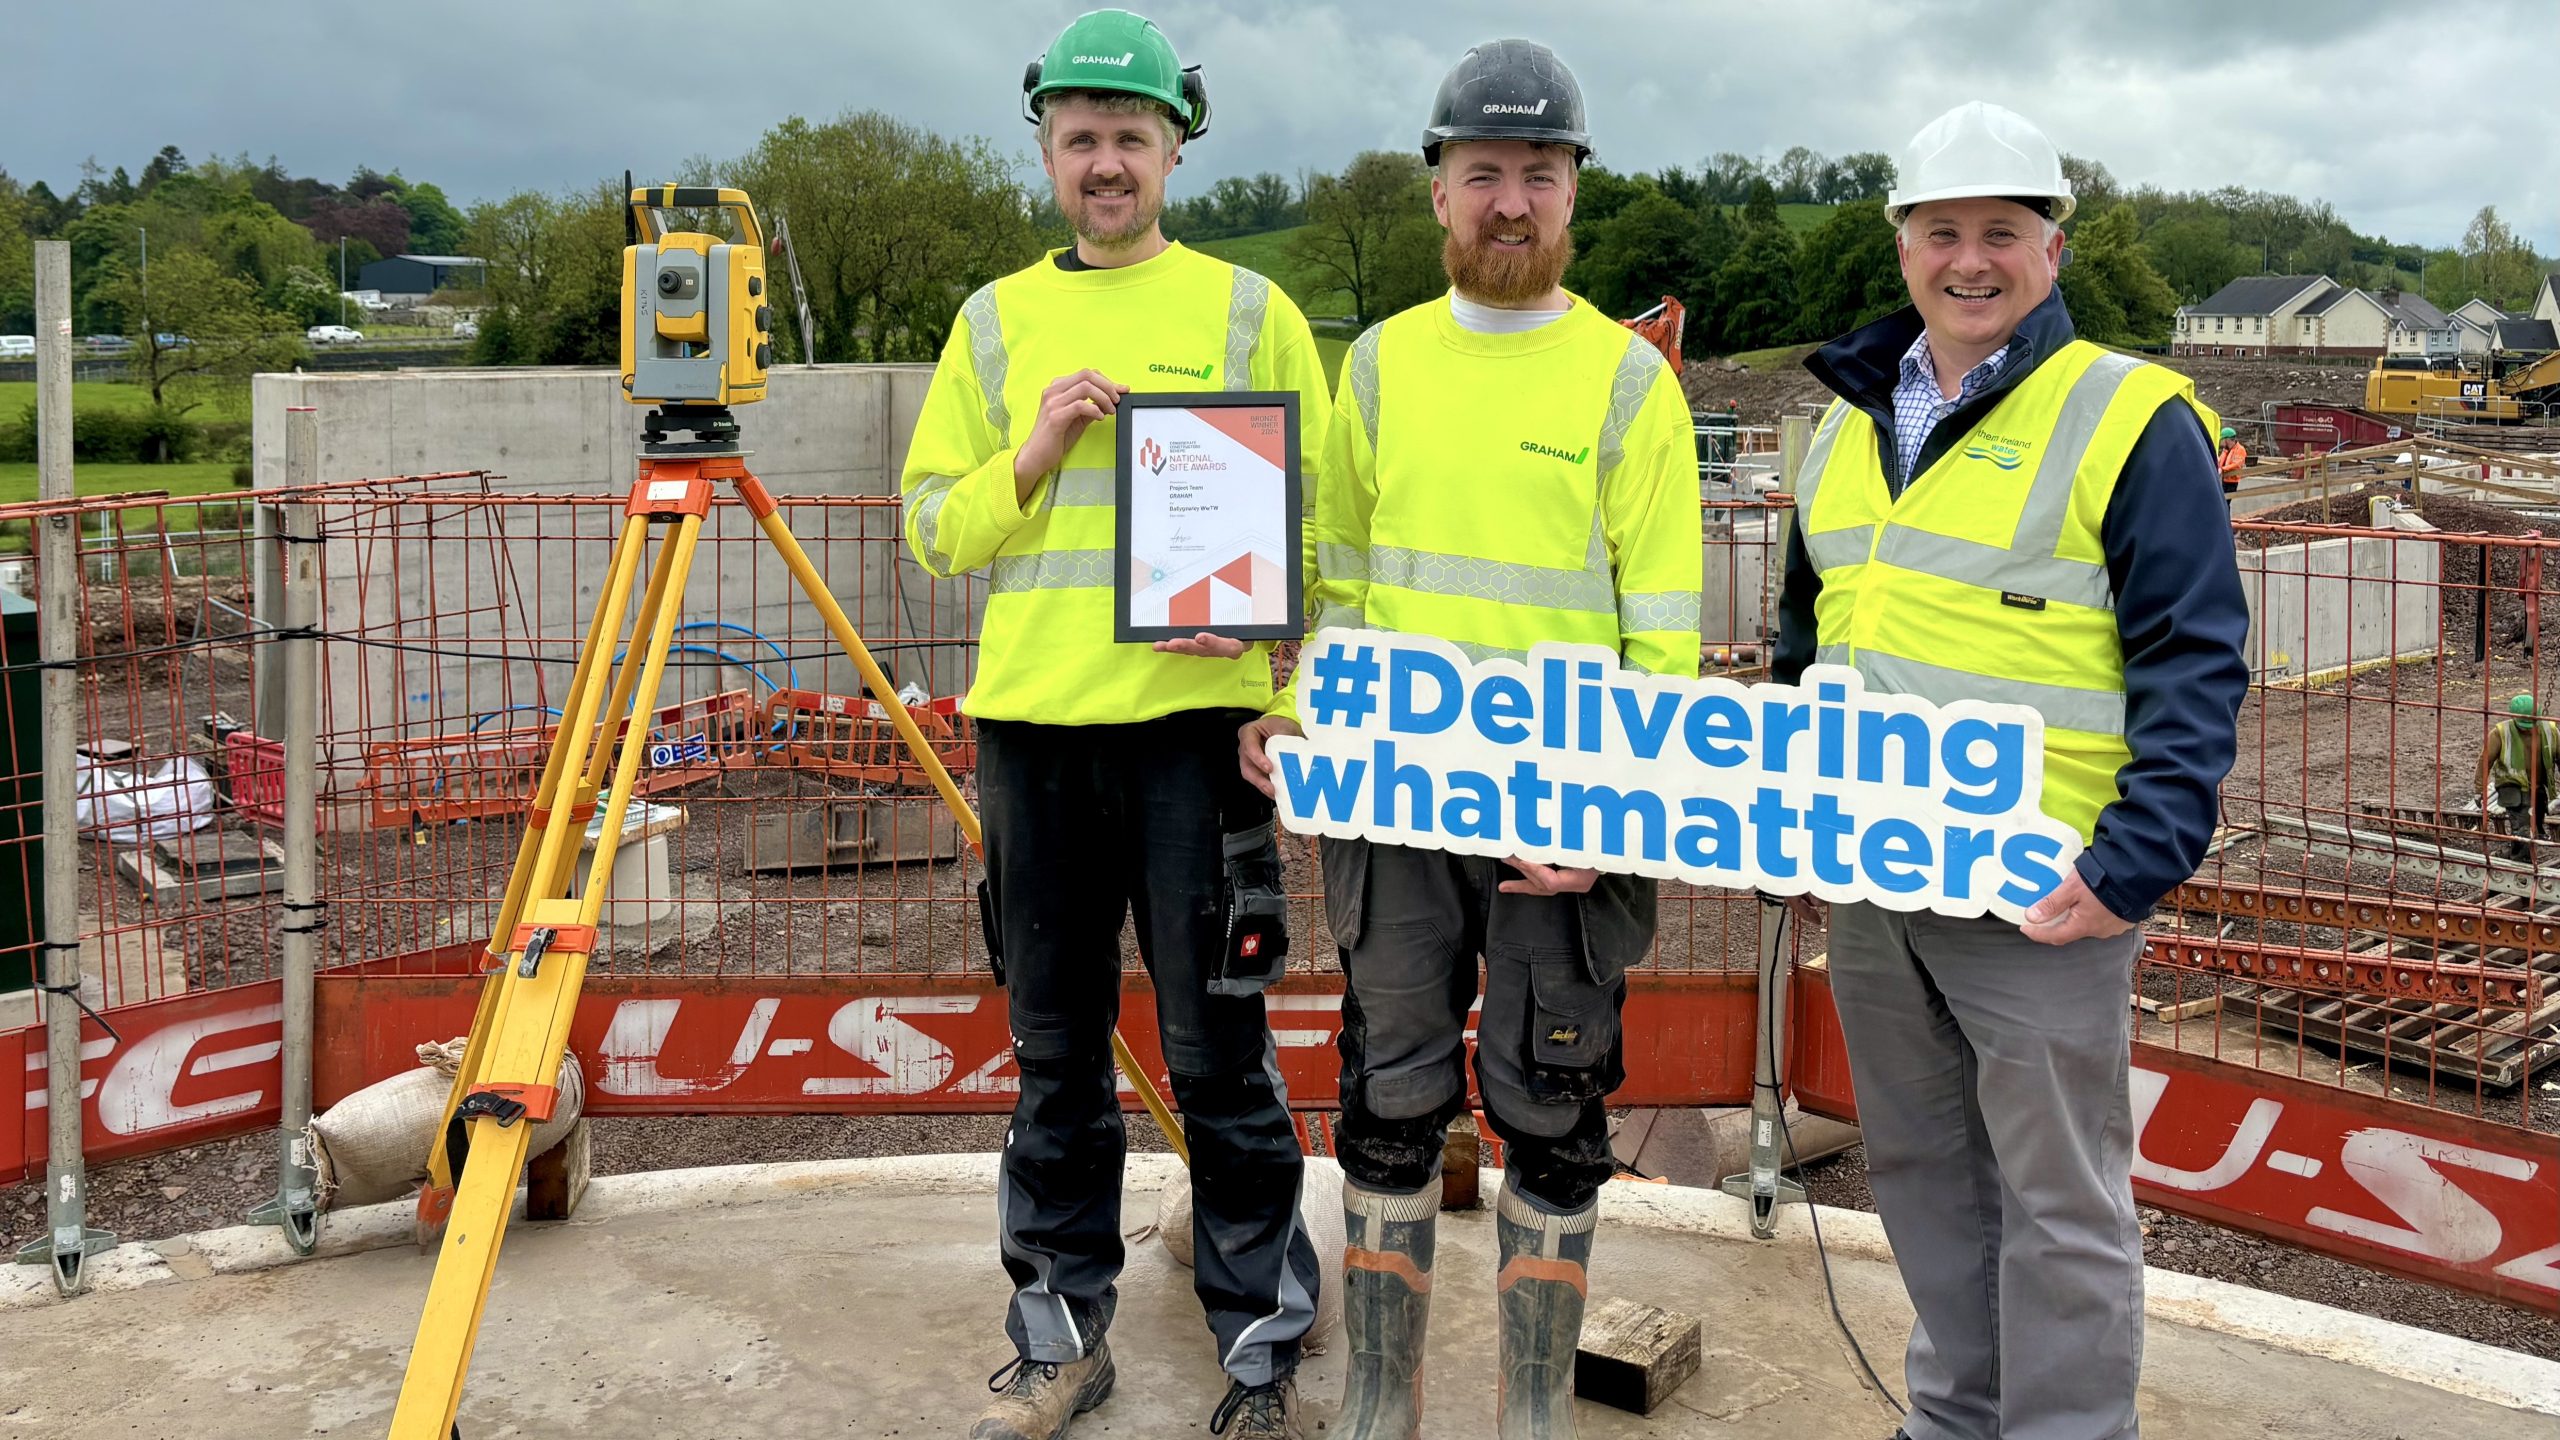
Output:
(2170, 276), (2339, 357)
(2452, 298), (2508, 357)
(2376, 292), (2459, 358)
(2536, 272), (2560, 328)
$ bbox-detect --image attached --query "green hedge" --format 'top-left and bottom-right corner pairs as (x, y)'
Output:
(0, 404), (243, 465)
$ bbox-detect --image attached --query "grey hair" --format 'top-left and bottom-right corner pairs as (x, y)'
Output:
(1036, 90), (1180, 154)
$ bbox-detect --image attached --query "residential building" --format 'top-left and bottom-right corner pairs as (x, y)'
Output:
(2169, 275), (2336, 357)
(2451, 298), (2509, 357)
(355, 255), (489, 306)
(2536, 272), (2560, 328)
(2376, 291), (2458, 358)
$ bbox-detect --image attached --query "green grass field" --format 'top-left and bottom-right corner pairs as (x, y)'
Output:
(0, 462), (241, 504)
(0, 380), (250, 424)
(1194, 225), (1356, 322)
(1723, 343), (1818, 373)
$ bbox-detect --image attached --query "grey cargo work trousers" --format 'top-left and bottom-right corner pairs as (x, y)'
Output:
(1826, 901), (2145, 1440)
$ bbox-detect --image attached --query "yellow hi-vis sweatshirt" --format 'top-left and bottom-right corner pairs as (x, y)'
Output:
(902, 243), (1329, 724)
(1277, 294), (1703, 722)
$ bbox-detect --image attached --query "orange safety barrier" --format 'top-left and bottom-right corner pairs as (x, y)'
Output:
(760, 686), (975, 786)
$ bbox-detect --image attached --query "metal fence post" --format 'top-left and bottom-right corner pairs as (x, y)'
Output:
(249, 406), (321, 1253)
(14, 240), (114, 1293)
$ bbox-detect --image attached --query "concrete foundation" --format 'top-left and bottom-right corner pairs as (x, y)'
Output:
(2237, 527), (2441, 684)
(2, 1155), (2550, 1438)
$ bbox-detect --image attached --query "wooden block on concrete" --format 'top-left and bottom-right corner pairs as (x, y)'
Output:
(1439, 1112), (1481, 1210)
(526, 1118), (592, 1221)
(1575, 1296), (1703, 1415)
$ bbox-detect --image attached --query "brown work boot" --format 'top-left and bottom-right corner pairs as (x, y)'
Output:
(970, 1339), (1116, 1440)
(1335, 1178), (1437, 1440)
(1209, 1373), (1305, 1438)
(1494, 1186), (1597, 1439)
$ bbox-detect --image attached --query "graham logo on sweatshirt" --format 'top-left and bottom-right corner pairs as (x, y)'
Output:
(1520, 438), (1590, 465)
(1148, 360), (1214, 381)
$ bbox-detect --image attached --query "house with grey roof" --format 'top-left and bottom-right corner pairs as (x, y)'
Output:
(2170, 275), (2343, 357)
(2451, 298), (2509, 356)
(2374, 291), (2459, 358)
(2536, 271), (2560, 328)
(2493, 317), (2559, 355)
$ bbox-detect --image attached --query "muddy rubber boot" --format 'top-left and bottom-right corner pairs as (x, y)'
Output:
(1494, 1186), (1596, 1440)
(1209, 1373), (1305, 1439)
(971, 1338), (1116, 1440)
(1335, 1178), (1437, 1440)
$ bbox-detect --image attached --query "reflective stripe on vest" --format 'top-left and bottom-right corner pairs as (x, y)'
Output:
(1350, 332), (1670, 631)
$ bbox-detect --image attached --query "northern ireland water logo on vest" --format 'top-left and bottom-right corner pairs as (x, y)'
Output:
(1958, 432), (2036, 471)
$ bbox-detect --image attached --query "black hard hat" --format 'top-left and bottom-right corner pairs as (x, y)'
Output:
(1421, 38), (1590, 167)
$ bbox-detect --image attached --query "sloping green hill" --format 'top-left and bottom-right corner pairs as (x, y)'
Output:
(1192, 226), (1354, 322)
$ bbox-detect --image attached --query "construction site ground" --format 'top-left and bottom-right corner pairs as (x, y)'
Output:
(5, 1155), (2552, 1439)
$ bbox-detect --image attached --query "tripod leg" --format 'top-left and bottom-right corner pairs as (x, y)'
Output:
(735, 473), (1190, 1164)
(393, 511), (700, 1436)
(419, 512), (665, 1231)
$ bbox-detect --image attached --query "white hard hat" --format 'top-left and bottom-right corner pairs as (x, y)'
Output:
(1885, 101), (2075, 226)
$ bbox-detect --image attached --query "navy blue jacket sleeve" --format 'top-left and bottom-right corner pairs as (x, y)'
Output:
(2076, 401), (2250, 921)
(1772, 518), (1819, 686)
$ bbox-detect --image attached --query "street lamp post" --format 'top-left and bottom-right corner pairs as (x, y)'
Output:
(339, 236), (347, 326)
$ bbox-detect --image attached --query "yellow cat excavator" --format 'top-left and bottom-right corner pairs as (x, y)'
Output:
(2364, 347), (2560, 422)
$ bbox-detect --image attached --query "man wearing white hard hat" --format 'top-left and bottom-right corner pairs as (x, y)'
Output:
(1772, 102), (2247, 1439)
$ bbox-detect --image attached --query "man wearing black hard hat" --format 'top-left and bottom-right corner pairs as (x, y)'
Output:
(1239, 37), (1702, 1440)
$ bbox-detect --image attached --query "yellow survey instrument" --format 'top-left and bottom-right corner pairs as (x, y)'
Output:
(391, 187), (1189, 1438)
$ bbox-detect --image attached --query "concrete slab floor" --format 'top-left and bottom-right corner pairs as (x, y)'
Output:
(0, 1156), (2550, 1439)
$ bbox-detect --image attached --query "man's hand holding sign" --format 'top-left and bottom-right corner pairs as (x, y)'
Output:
(1262, 629), (2082, 926)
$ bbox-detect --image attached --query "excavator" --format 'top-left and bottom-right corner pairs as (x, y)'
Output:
(2364, 345), (2560, 422)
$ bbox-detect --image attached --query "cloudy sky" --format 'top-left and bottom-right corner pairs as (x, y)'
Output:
(17, 0), (2557, 253)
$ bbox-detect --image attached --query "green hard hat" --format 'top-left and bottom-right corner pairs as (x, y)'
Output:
(2513, 693), (2538, 716)
(1022, 9), (1209, 140)
(2220, 426), (2237, 439)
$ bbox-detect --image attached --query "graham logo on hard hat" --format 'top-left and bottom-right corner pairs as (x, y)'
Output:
(1422, 37), (1591, 165)
(1022, 9), (1211, 140)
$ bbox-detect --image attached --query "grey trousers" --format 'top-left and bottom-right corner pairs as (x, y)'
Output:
(1827, 902), (2145, 1440)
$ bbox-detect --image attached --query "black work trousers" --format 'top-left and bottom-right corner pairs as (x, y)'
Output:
(1320, 838), (1653, 1213)
(977, 710), (1318, 1387)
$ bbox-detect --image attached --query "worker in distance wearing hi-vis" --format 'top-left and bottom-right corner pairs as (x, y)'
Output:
(1774, 102), (2248, 1440)
(899, 10), (1330, 1439)
(1240, 38), (1703, 1440)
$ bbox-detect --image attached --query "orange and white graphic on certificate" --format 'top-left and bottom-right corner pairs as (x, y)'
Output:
(1114, 390), (1304, 643)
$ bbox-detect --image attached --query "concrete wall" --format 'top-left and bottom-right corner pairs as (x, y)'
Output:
(250, 365), (979, 750)
(2236, 531), (2441, 684)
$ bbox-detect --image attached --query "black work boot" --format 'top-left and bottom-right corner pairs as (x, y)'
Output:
(1494, 1185), (1597, 1439)
(1335, 1178), (1437, 1440)
(971, 1339), (1115, 1440)
(1209, 1373), (1304, 1438)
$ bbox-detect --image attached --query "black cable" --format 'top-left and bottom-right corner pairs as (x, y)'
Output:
(1760, 897), (1906, 1417)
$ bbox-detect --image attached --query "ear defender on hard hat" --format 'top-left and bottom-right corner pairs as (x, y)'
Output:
(1180, 64), (1211, 140)
(1019, 58), (1046, 125)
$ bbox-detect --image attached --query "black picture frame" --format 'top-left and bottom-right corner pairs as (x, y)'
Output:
(1112, 389), (1305, 644)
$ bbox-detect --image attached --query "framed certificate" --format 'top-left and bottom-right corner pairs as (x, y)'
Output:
(1114, 390), (1305, 643)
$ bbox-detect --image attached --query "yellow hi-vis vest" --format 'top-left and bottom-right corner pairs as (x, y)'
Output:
(1795, 340), (2216, 841)
(1282, 296), (1704, 724)
(901, 243), (1330, 724)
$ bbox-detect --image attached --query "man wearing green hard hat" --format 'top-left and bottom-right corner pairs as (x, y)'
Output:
(2216, 424), (2247, 505)
(2479, 692), (2559, 856)
(900, 9), (1330, 1439)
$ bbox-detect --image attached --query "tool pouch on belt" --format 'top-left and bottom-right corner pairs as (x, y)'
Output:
(1523, 874), (1650, 1103)
(1210, 819), (1289, 996)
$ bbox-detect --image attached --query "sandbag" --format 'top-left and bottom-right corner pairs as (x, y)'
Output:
(309, 1038), (584, 1210)
(1153, 1156), (1348, 1350)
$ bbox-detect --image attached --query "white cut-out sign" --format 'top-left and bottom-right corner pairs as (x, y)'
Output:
(1271, 630), (2083, 924)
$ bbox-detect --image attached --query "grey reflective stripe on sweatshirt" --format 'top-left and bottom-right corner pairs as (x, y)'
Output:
(1618, 591), (1700, 633)
(1814, 643), (1851, 666)
(1347, 324), (1384, 451)
(1316, 541), (1370, 585)
(1804, 523), (1877, 573)
(1873, 526), (2113, 610)
(1224, 269), (1270, 391)
(1314, 602), (1369, 631)
(1047, 467), (1115, 509)
(909, 473), (959, 558)
(1855, 651), (2127, 736)
(2013, 351), (2143, 556)
(990, 548), (1115, 594)
(1370, 544), (1614, 614)
(1790, 402), (1855, 515)
(1596, 335), (1667, 482)
(961, 282), (1009, 435)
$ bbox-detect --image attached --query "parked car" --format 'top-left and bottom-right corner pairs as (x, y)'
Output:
(84, 334), (133, 354)
(307, 325), (365, 345)
(451, 320), (480, 340)
(0, 336), (35, 358)
(153, 333), (192, 350)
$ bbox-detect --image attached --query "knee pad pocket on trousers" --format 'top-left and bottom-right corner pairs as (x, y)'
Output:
(1005, 1008), (1104, 1065)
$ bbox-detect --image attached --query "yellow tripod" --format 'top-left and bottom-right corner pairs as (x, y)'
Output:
(390, 445), (1186, 1437)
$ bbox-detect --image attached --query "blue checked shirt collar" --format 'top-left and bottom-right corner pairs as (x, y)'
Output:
(1890, 331), (2008, 492)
